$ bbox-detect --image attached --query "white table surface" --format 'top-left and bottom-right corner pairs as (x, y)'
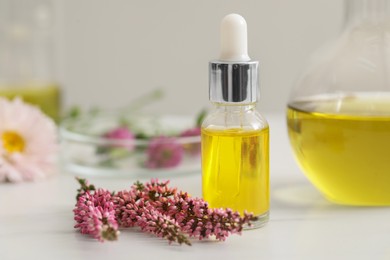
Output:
(1, 113), (390, 260)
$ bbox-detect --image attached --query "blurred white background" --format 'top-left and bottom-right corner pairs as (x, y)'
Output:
(57, 0), (343, 114)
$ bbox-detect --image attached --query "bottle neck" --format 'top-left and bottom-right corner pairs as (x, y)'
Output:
(214, 103), (256, 113)
(344, 0), (390, 28)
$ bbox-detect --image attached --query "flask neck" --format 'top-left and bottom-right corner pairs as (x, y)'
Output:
(344, 0), (390, 28)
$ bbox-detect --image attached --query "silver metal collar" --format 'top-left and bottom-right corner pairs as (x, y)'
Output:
(209, 60), (259, 104)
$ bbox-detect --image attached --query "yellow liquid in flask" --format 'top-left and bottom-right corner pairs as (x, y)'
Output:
(201, 127), (269, 216)
(287, 95), (390, 205)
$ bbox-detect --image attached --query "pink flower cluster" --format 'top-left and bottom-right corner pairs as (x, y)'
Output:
(145, 137), (184, 169)
(104, 127), (135, 151)
(134, 179), (253, 241)
(73, 187), (119, 242)
(73, 178), (256, 245)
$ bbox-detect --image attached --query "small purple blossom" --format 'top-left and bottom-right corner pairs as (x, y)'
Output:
(180, 127), (201, 156)
(103, 127), (135, 151)
(145, 137), (184, 169)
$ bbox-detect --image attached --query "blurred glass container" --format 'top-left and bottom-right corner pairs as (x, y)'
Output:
(287, 0), (390, 205)
(60, 112), (201, 178)
(0, 0), (61, 121)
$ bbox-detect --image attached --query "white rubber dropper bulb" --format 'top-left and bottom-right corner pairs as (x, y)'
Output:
(219, 14), (251, 62)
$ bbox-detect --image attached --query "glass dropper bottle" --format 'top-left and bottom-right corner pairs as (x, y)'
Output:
(201, 14), (269, 228)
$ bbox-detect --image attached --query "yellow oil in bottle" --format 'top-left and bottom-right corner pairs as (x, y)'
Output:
(0, 84), (61, 122)
(287, 95), (390, 205)
(201, 127), (269, 216)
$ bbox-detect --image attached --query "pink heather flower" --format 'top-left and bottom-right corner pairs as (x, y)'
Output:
(145, 137), (183, 169)
(113, 189), (190, 245)
(74, 188), (119, 242)
(0, 97), (58, 182)
(73, 178), (255, 245)
(103, 127), (135, 151)
(137, 179), (255, 241)
(180, 127), (201, 156)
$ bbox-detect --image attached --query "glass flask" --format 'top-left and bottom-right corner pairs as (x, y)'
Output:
(287, 0), (390, 205)
(0, 0), (61, 121)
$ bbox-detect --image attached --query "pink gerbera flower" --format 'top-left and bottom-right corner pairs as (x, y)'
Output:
(0, 97), (58, 182)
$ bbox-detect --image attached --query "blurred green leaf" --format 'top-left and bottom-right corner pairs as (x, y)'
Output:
(196, 108), (207, 127)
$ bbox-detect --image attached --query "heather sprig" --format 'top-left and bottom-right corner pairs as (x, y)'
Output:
(135, 179), (257, 241)
(113, 189), (190, 245)
(73, 178), (256, 246)
(73, 188), (119, 242)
